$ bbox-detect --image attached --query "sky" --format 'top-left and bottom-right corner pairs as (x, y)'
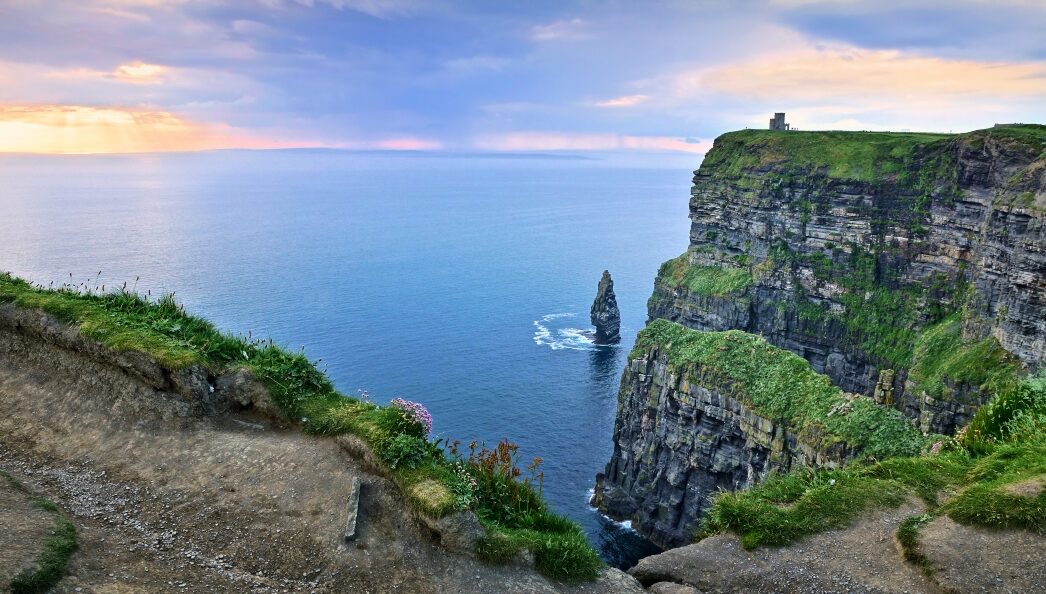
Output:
(0, 0), (1044, 154)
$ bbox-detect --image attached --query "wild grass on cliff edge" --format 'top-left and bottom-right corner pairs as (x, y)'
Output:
(702, 373), (1046, 551)
(0, 272), (602, 583)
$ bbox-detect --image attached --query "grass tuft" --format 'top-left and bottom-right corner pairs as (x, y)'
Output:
(897, 513), (934, 574)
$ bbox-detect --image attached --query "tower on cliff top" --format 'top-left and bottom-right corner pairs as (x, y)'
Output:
(769, 112), (790, 131)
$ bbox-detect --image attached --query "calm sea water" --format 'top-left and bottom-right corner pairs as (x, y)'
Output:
(0, 150), (693, 567)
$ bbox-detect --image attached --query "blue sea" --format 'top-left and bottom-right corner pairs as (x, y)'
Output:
(0, 149), (694, 567)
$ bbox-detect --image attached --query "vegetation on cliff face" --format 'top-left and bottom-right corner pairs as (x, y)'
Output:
(0, 273), (601, 583)
(703, 373), (1046, 552)
(908, 314), (1022, 402)
(1, 471), (78, 594)
(634, 319), (927, 459)
(656, 253), (752, 297)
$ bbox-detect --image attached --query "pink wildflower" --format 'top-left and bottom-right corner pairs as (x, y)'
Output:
(391, 397), (432, 438)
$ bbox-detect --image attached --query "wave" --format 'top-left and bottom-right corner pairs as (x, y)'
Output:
(533, 312), (597, 351)
(585, 488), (637, 532)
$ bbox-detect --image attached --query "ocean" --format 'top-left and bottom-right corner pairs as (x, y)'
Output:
(0, 149), (694, 567)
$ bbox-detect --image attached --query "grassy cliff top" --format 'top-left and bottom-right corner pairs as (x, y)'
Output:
(0, 272), (602, 583)
(701, 124), (1045, 182)
(702, 129), (954, 181)
(634, 319), (928, 459)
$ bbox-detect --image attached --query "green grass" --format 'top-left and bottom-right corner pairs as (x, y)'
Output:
(635, 319), (927, 459)
(702, 129), (954, 182)
(897, 513), (934, 574)
(656, 253), (753, 297)
(908, 314), (1022, 402)
(476, 516), (603, 583)
(1, 471), (79, 594)
(0, 273), (601, 582)
(702, 373), (1046, 549)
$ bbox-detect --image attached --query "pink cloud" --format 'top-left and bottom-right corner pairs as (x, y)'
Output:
(0, 104), (328, 154)
(475, 132), (710, 153)
(594, 94), (649, 108)
(372, 137), (443, 150)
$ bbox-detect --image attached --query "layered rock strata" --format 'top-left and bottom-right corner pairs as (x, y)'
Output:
(647, 126), (1045, 433)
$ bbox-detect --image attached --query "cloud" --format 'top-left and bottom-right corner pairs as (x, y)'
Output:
(594, 94), (649, 108)
(264, 0), (423, 18)
(0, 104), (318, 154)
(680, 45), (1046, 103)
(48, 61), (168, 85)
(531, 18), (589, 41)
(111, 61), (167, 84)
(372, 137), (442, 150)
(231, 19), (276, 36)
(474, 131), (710, 153)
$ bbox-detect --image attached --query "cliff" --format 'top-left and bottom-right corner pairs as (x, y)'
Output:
(597, 124), (1045, 550)
(594, 319), (923, 548)
(648, 125), (1045, 434)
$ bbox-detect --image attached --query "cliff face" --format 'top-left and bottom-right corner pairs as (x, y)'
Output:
(597, 125), (1045, 549)
(648, 125), (1045, 434)
(593, 343), (852, 548)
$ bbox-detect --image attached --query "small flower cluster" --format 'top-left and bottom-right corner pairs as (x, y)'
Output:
(391, 397), (432, 438)
(449, 461), (479, 510)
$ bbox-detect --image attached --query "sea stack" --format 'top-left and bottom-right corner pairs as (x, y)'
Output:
(590, 270), (621, 344)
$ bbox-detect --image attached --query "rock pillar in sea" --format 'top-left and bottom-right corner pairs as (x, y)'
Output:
(590, 270), (621, 344)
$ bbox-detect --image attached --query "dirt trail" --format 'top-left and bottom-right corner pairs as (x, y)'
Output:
(0, 307), (643, 594)
(629, 502), (936, 594)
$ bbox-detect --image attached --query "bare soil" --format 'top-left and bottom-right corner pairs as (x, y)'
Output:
(629, 501), (935, 594)
(920, 516), (1046, 594)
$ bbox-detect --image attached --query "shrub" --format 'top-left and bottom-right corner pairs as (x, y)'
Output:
(381, 434), (430, 470)
(446, 461), (479, 511)
(963, 373), (1046, 450)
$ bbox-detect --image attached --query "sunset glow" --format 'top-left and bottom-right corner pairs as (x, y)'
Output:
(0, 1), (1042, 154)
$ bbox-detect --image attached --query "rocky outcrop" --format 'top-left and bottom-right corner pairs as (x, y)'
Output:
(592, 270), (622, 344)
(647, 125), (1045, 434)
